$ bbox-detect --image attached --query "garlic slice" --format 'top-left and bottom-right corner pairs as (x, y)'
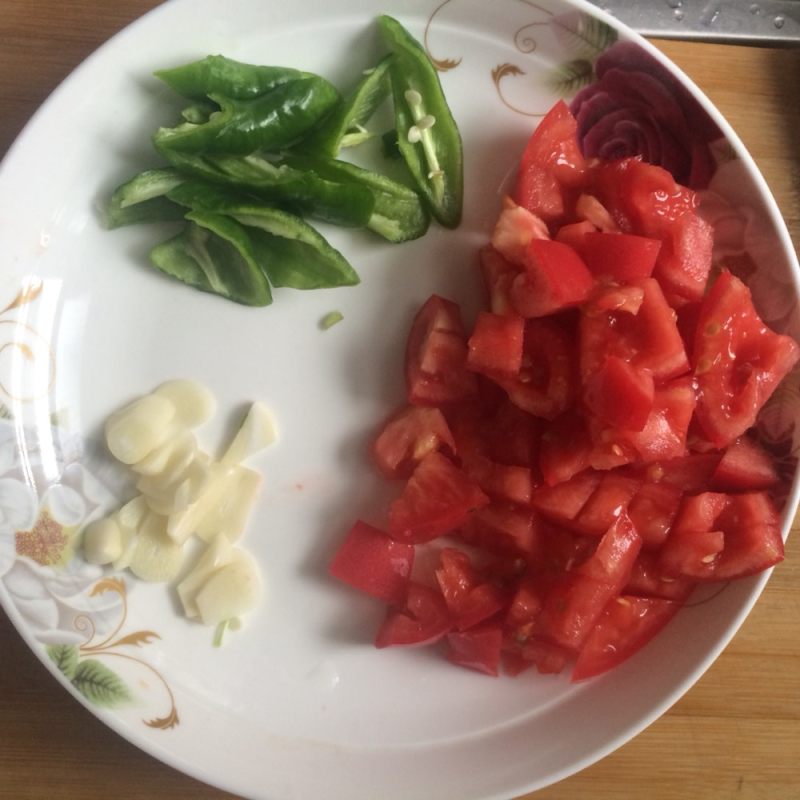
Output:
(132, 428), (197, 478)
(154, 379), (217, 428)
(195, 464), (262, 543)
(105, 394), (176, 464)
(177, 533), (235, 617)
(129, 511), (184, 583)
(194, 549), (262, 626)
(222, 402), (278, 465)
(83, 517), (123, 565)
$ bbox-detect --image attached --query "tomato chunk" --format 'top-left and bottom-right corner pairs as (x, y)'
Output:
(710, 436), (780, 491)
(372, 406), (456, 479)
(388, 452), (489, 543)
(446, 623), (504, 676)
(693, 271), (800, 448)
(510, 239), (594, 318)
(435, 549), (507, 631)
(405, 295), (477, 406)
(660, 491), (784, 581)
(491, 199), (550, 265)
(579, 231), (661, 282)
(457, 503), (541, 560)
(573, 472), (642, 537)
(467, 312), (525, 377)
(583, 355), (655, 432)
(513, 100), (586, 221)
(495, 316), (578, 421)
(580, 277), (689, 386)
(626, 481), (682, 550)
(375, 583), (452, 647)
(328, 520), (414, 606)
(572, 596), (680, 681)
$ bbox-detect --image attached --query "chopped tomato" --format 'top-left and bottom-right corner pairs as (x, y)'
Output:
(660, 492), (784, 581)
(491, 198), (549, 265)
(571, 596), (680, 681)
(556, 219), (596, 250)
(388, 452), (489, 543)
(479, 245), (518, 316)
(624, 551), (696, 602)
(504, 635), (573, 676)
(494, 316), (578, 421)
(693, 271), (800, 448)
(576, 514), (642, 592)
(574, 194), (618, 232)
(579, 231), (662, 282)
(589, 377), (696, 468)
(372, 406), (456, 479)
(625, 481), (682, 550)
(483, 399), (542, 469)
(435, 548), (507, 631)
(446, 623), (504, 676)
(530, 469), (600, 525)
(513, 100), (586, 221)
(640, 453), (721, 492)
(510, 239), (594, 318)
(405, 294), (477, 406)
(573, 472), (642, 537)
(457, 503), (541, 560)
(580, 277), (689, 386)
(582, 356), (655, 432)
(328, 520), (414, 606)
(467, 312), (525, 377)
(375, 582), (452, 647)
(711, 435), (780, 491)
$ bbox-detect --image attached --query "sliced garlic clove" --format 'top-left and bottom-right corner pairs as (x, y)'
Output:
(115, 494), (149, 532)
(132, 428), (197, 478)
(195, 464), (262, 543)
(194, 549), (262, 626)
(165, 464), (228, 545)
(176, 533), (235, 617)
(138, 453), (213, 516)
(221, 402), (278, 465)
(105, 394), (176, 465)
(154, 379), (217, 429)
(82, 517), (122, 565)
(129, 511), (184, 583)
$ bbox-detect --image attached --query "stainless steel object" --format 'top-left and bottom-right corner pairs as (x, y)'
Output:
(588, 0), (800, 44)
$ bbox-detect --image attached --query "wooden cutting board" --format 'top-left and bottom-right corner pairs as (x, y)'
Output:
(1, 3), (799, 798)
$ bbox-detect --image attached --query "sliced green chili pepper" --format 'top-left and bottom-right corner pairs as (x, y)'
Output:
(155, 55), (310, 101)
(149, 211), (272, 306)
(106, 168), (186, 228)
(153, 76), (340, 156)
(378, 15), (463, 229)
(284, 153), (429, 242)
(167, 180), (359, 289)
(155, 148), (375, 227)
(381, 129), (403, 160)
(300, 56), (393, 157)
(180, 102), (217, 124)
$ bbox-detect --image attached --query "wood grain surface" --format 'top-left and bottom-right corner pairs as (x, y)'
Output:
(1, 3), (799, 798)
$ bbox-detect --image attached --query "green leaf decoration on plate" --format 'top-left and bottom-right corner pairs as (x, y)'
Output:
(0, 402), (11, 420)
(551, 12), (618, 60)
(546, 58), (595, 96)
(47, 644), (79, 680)
(71, 659), (133, 707)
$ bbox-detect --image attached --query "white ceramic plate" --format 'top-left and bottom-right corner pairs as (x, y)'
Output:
(1, 1), (799, 798)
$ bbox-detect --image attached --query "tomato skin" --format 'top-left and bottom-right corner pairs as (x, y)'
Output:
(467, 312), (525, 378)
(405, 294), (477, 407)
(446, 623), (504, 676)
(372, 406), (456, 479)
(375, 582), (452, 648)
(510, 239), (594, 318)
(388, 452), (489, 544)
(513, 100), (586, 221)
(571, 596), (681, 681)
(579, 231), (662, 282)
(328, 520), (415, 606)
(693, 271), (800, 448)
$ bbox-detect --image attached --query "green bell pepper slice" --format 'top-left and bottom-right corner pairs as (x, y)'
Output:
(153, 76), (340, 156)
(149, 211), (273, 306)
(167, 180), (359, 289)
(155, 55), (311, 101)
(106, 168), (186, 228)
(378, 15), (463, 229)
